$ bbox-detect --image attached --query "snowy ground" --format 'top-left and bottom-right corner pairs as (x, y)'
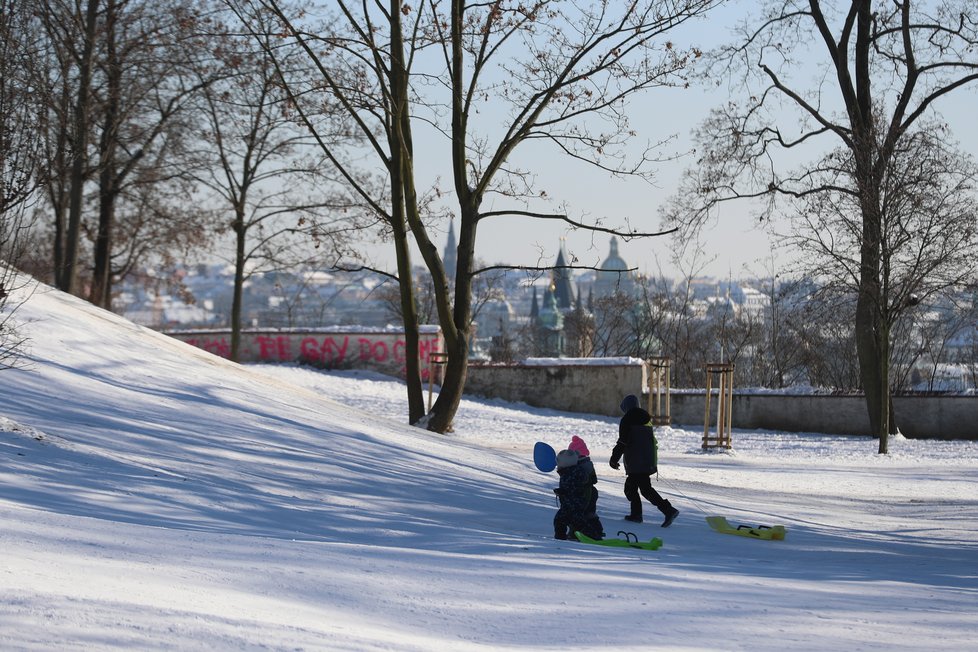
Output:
(1, 278), (977, 651)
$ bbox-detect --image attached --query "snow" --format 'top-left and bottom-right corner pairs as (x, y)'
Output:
(522, 356), (644, 366)
(1, 278), (977, 651)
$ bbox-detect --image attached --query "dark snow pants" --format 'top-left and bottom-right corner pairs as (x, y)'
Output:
(623, 474), (672, 517)
(554, 488), (604, 540)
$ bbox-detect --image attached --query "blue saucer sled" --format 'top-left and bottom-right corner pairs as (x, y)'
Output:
(533, 442), (557, 472)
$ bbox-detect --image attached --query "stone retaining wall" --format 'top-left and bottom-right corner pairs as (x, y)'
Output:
(465, 359), (646, 417)
(466, 362), (977, 440)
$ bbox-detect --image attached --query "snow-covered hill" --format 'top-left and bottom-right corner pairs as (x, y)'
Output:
(2, 278), (977, 651)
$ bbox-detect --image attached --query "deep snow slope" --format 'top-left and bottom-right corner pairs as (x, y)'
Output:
(2, 278), (977, 651)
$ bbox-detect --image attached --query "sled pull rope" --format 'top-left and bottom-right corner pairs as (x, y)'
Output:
(657, 473), (711, 517)
(660, 474), (785, 526)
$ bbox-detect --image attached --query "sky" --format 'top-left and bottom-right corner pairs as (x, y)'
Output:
(2, 274), (977, 650)
(357, 2), (978, 282)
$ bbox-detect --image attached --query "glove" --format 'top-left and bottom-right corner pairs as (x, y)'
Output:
(609, 460), (620, 470)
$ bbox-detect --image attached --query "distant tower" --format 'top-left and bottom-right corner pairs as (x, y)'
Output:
(593, 236), (633, 297)
(552, 239), (575, 310)
(536, 284), (565, 357)
(444, 220), (457, 279)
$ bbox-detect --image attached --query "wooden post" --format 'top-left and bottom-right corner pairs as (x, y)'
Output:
(427, 352), (449, 411)
(702, 363), (734, 449)
(646, 357), (671, 426)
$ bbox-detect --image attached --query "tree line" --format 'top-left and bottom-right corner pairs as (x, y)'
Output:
(2, 1), (977, 453)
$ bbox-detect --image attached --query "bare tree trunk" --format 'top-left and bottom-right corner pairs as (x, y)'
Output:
(90, 0), (120, 309)
(426, 199), (477, 433)
(388, 0), (425, 423)
(391, 219), (425, 423)
(230, 204), (246, 362)
(852, 1), (891, 450)
(49, 85), (71, 288)
(61, 0), (100, 296)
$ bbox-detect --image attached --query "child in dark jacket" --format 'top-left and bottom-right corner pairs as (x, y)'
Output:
(610, 394), (680, 527)
(553, 437), (605, 540)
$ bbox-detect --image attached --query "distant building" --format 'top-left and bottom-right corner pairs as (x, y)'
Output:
(444, 220), (457, 279)
(552, 241), (575, 310)
(739, 286), (771, 316)
(477, 296), (516, 339)
(593, 236), (634, 297)
(536, 284), (565, 356)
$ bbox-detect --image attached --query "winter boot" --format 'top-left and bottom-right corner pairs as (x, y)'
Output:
(624, 513), (643, 523)
(661, 506), (680, 528)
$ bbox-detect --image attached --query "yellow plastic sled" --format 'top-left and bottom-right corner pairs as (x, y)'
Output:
(706, 516), (786, 541)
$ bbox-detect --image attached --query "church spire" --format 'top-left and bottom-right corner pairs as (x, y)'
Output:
(444, 220), (457, 278)
(552, 238), (575, 310)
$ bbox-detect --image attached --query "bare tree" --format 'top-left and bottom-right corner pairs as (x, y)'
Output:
(87, 0), (215, 308)
(55, 0), (99, 294)
(591, 292), (639, 357)
(900, 294), (978, 392)
(792, 127), (977, 423)
(751, 276), (810, 389)
(1, 0), (48, 367)
(187, 14), (354, 361)
(669, 1), (978, 452)
(795, 289), (862, 391)
(227, 0), (435, 423)
(32, 0), (218, 301)
(563, 299), (595, 358)
(242, 0), (717, 431)
(653, 244), (715, 387)
(410, 0), (718, 431)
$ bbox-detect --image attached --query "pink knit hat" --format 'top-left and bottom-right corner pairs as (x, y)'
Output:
(568, 435), (589, 457)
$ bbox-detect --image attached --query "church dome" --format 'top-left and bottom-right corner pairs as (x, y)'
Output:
(600, 237), (628, 271)
(594, 236), (634, 297)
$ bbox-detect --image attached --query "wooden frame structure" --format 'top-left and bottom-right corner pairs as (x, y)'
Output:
(702, 363), (734, 449)
(646, 357), (672, 426)
(427, 352), (449, 411)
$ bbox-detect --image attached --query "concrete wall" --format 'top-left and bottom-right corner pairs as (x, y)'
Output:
(465, 359), (646, 417)
(168, 327), (444, 379)
(466, 361), (976, 440)
(668, 393), (977, 439)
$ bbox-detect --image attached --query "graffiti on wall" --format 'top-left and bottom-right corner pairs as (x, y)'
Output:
(178, 331), (443, 379)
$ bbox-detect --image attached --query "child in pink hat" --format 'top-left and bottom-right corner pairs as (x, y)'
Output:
(553, 436), (604, 540)
(568, 435), (590, 457)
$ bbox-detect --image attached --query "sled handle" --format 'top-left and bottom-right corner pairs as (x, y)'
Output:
(617, 530), (638, 543)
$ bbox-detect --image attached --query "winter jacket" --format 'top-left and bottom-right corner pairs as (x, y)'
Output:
(610, 407), (658, 475)
(554, 457), (603, 540)
(554, 461), (591, 516)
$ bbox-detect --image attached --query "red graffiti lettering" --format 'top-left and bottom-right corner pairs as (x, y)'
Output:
(257, 335), (291, 361)
(392, 339), (406, 363)
(359, 338), (390, 362)
(300, 337), (321, 363)
(299, 336), (349, 365)
(173, 329), (443, 377)
(322, 336), (349, 364)
(187, 337), (231, 359)
(418, 336), (442, 364)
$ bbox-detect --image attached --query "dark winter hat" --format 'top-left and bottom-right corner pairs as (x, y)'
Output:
(556, 449), (580, 469)
(620, 394), (639, 413)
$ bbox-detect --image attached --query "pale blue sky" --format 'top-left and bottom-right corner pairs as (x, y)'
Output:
(360, 2), (978, 282)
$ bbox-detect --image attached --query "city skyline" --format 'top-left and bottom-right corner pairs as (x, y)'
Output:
(354, 3), (978, 283)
